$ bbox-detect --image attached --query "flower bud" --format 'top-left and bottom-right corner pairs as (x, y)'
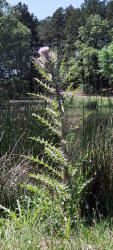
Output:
(38, 46), (51, 62)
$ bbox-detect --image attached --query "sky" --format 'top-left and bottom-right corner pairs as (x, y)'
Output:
(7, 0), (84, 20)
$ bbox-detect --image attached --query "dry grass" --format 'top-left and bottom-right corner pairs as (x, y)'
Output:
(0, 153), (36, 207)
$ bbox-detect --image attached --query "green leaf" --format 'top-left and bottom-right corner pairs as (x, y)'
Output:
(29, 174), (69, 198)
(34, 78), (55, 94)
(32, 113), (61, 137)
(29, 137), (67, 167)
(65, 217), (70, 240)
(26, 155), (63, 179)
(0, 205), (22, 228)
(27, 93), (52, 104)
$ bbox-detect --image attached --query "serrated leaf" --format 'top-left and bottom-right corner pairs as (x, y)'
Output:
(26, 155), (63, 179)
(29, 174), (69, 198)
(34, 78), (55, 94)
(32, 114), (61, 137)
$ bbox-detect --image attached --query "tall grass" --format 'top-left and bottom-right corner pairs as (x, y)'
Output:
(67, 105), (113, 218)
(0, 99), (47, 207)
(0, 96), (113, 248)
(0, 98), (113, 216)
(0, 99), (46, 156)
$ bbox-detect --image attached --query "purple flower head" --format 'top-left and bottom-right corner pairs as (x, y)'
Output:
(38, 46), (51, 62)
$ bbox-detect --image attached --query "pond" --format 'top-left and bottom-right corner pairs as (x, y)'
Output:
(0, 97), (113, 158)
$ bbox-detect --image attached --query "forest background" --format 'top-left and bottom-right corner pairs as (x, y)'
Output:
(1, 0), (113, 100)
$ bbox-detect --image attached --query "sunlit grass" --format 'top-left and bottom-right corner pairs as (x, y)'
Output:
(0, 216), (113, 249)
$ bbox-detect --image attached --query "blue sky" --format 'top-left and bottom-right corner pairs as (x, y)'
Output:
(7, 0), (84, 20)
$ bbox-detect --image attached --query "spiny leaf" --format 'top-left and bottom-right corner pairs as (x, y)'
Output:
(56, 148), (68, 167)
(32, 114), (61, 137)
(29, 137), (67, 167)
(46, 107), (58, 118)
(45, 147), (63, 167)
(29, 174), (69, 198)
(26, 156), (63, 179)
(77, 178), (94, 195)
(35, 64), (52, 82)
(21, 184), (39, 193)
(27, 93), (52, 104)
(34, 78), (55, 94)
(45, 108), (62, 128)
(51, 99), (60, 118)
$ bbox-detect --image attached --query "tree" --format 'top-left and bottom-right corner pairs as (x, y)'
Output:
(99, 42), (113, 89)
(64, 6), (82, 55)
(64, 6), (81, 43)
(14, 2), (40, 92)
(0, 3), (31, 97)
(78, 14), (110, 49)
(50, 7), (65, 49)
(81, 0), (107, 20)
(65, 14), (110, 92)
(0, 0), (8, 16)
(39, 17), (53, 46)
(106, 0), (113, 29)
(14, 2), (39, 56)
(73, 42), (99, 92)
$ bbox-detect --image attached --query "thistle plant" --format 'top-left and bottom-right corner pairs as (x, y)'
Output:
(24, 46), (94, 229)
(27, 46), (71, 200)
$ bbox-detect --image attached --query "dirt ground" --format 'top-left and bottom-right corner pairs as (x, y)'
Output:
(61, 88), (113, 97)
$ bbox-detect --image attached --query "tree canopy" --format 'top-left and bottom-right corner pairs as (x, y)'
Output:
(1, 0), (113, 98)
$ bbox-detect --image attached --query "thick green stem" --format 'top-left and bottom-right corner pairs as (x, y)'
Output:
(53, 80), (70, 184)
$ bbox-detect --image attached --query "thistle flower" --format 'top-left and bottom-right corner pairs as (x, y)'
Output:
(38, 46), (51, 62)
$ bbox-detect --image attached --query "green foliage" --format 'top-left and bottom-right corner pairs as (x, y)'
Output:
(57, 12), (113, 92)
(78, 14), (109, 49)
(0, 4), (31, 98)
(0, 196), (113, 248)
(0, 192), (66, 235)
(81, 0), (107, 19)
(63, 44), (99, 92)
(1, 1), (113, 97)
(64, 6), (82, 45)
(99, 42), (113, 87)
(0, 1), (40, 98)
(66, 107), (113, 218)
(60, 14), (110, 93)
